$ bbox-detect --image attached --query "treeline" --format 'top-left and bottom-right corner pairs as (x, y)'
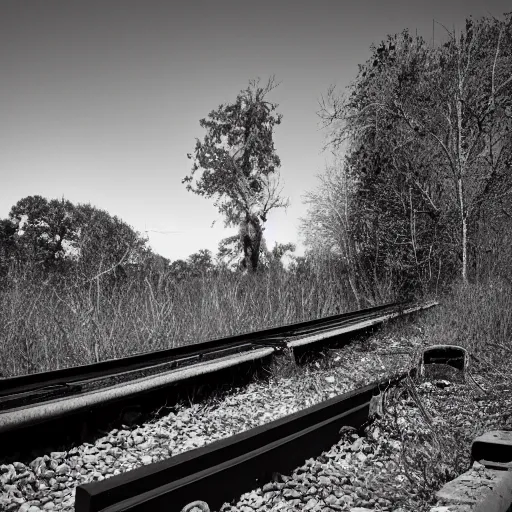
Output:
(0, 194), (301, 283)
(0, 195), (149, 283)
(303, 14), (512, 300)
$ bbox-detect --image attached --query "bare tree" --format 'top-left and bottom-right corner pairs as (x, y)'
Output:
(319, 16), (512, 282)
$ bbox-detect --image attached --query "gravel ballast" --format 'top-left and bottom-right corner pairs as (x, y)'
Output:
(221, 364), (512, 511)
(1, 323), (510, 512)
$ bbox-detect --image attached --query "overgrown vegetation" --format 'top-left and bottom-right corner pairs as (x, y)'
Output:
(368, 279), (512, 508)
(419, 278), (512, 383)
(307, 14), (512, 294)
(0, 253), (358, 377)
(1, 15), (510, 394)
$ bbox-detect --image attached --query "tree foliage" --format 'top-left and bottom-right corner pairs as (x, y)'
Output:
(216, 234), (243, 270)
(74, 203), (149, 279)
(184, 77), (288, 271)
(8, 195), (81, 270)
(2, 196), (149, 280)
(167, 250), (216, 281)
(310, 14), (512, 295)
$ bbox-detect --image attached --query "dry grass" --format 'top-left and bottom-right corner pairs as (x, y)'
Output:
(374, 278), (512, 509)
(0, 263), (356, 377)
(2, 257), (510, 387)
(417, 278), (512, 384)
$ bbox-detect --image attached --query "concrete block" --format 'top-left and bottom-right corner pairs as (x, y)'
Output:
(472, 431), (512, 465)
(433, 464), (512, 512)
(419, 345), (467, 383)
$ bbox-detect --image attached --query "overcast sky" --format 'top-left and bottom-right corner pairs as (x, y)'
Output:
(1, 0), (509, 261)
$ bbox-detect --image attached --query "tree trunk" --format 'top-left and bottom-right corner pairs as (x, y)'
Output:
(461, 213), (467, 282)
(458, 177), (468, 282)
(456, 85), (468, 283)
(240, 214), (263, 272)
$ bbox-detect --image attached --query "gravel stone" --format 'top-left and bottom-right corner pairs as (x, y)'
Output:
(55, 464), (70, 475)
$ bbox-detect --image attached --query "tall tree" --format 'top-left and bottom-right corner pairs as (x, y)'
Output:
(184, 77), (288, 271)
(4, 196), (149, 280)
(313, 34), (451, 297)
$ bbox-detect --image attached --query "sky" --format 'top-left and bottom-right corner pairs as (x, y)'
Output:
(1, 0), (510, 262)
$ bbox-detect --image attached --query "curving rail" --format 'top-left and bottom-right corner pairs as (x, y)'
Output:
(0, 302), (408, 398)
(0, 301), (437, 437)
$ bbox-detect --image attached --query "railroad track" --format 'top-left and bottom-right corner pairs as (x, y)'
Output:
(77, 341), (511, 512)
(0, 300), (436, 441)
(7, 303), (511, 512)
(0, 301), (413, 403)
(71, 339), (512, 512)
(0, 299), (441, 512)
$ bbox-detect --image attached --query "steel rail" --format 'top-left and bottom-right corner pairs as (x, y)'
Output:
(0, 301), (408, 398)
(0, 301), (437, 435)
(0, 348), (274, 434)
(75, 372), (406, 512)
(288, 301), (437, 348)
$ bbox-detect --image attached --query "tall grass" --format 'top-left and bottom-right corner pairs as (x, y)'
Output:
(0, 261), (358, 377)
(418, 278), (512, 382)
(4, 254), (508, 382)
